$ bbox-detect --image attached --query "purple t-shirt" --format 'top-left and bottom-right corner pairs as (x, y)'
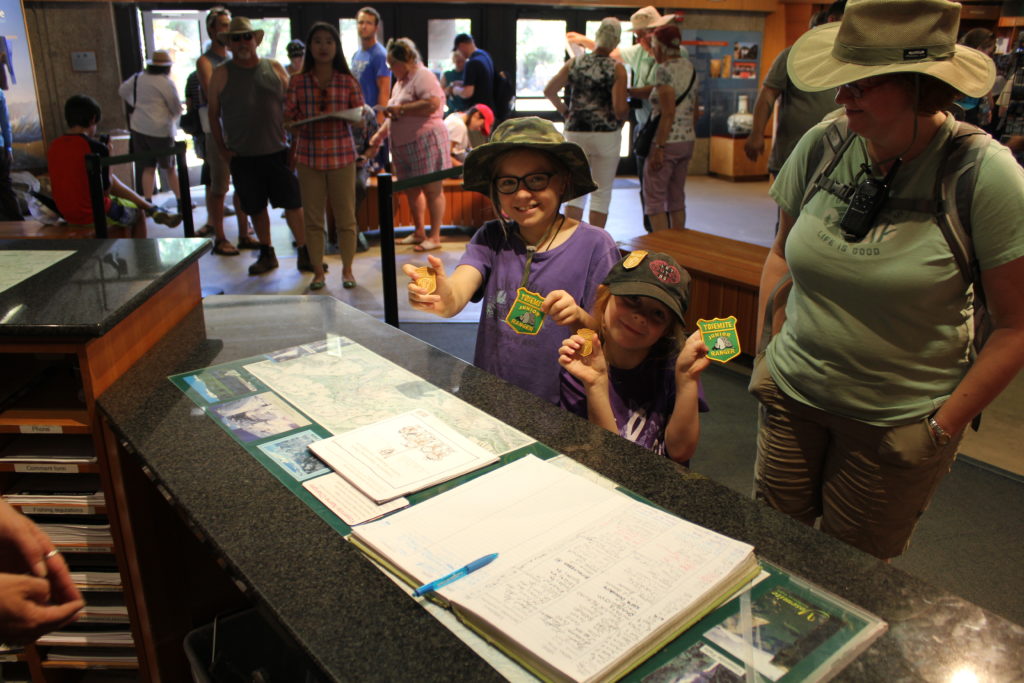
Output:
(459, 219), (619, 404)
(559, 354), (710, 458)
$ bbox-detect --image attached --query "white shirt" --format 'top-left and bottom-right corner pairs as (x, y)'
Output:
(118, 72), (182, 138)
(444, 112), (470, 161)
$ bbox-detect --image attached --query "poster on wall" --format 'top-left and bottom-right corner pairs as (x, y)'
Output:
(681, 29), (761, 138)
(0, 0), (43, 170)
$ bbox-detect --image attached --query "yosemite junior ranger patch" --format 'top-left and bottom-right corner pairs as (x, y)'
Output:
(697, 316), (741, 363)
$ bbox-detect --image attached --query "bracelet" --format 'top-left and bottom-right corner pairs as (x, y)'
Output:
(927, 415), (951, 446)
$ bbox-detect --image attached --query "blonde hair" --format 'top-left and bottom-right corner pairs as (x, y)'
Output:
(590, 286), (687, 360)
(386, 37), (420, 65)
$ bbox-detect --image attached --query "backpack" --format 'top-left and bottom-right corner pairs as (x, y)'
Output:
(799, 115), (993, 428)
(492, 69), (515, 123)
(180, 70), (203, 136)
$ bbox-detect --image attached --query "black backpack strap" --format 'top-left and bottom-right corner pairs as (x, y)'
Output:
(800, 115), (858, 211)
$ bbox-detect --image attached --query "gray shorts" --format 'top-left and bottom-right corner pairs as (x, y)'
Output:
(205, 132), (231, 194)
(131, 131), (176, 170)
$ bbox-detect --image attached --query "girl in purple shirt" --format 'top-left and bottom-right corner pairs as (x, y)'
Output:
(403, 117), (620, 404)
(558, 251), (710, 465)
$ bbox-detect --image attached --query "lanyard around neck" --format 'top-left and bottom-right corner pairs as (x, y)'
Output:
(518, 215), (564, 290)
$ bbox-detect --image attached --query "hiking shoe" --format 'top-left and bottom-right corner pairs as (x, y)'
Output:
(149, 209), (182, 228)
(296, 245), (314, 272)
(248, 246), (278, 275)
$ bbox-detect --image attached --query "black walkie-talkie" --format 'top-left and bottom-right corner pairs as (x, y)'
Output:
(839, 159), (902, 242)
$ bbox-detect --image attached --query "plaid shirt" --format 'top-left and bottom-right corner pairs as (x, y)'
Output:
(285, 71), (364, 170)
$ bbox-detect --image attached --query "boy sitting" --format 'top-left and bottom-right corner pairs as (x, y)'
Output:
(47, 94), (180, 237)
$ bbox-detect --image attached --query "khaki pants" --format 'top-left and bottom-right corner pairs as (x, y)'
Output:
(296, 163), (357, 271)
(749, 355), (961, 559)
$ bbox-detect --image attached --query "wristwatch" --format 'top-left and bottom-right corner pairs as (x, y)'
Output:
(927, 416), (951, 446)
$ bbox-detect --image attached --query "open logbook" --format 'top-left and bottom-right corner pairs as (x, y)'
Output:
(350, 455), (759, 683)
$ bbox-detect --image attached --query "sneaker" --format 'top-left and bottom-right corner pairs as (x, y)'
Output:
(149, 209), (182, 228)
(248, 246), (279, 275)
(296, 245), (314, 273)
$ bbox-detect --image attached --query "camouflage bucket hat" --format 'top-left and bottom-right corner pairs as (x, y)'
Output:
(462, 117), (597, 201)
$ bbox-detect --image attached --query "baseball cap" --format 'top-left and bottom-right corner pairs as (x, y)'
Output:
(602, 251), (691, 325)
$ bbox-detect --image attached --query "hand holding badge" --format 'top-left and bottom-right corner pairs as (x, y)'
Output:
(558, 328), (607, 387)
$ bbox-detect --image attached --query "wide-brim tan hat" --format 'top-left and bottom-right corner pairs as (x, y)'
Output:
(788, 0), (994, 99)
(628, 6), (676, 32)
(462, 117), (597, 201)
(218, 16), (265, 46)
(146, 50), (173, 67)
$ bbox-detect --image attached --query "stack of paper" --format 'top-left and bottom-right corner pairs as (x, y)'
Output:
(36, 629), (134, 647)
(36, 519), (112, 550)
(0, 435), (95, 463)
(77, 594), (129, 624)
(46, 647), (138, 664)
(3, 474), (104, 509)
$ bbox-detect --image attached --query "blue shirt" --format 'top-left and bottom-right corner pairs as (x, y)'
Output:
(351, 42), (390, 107)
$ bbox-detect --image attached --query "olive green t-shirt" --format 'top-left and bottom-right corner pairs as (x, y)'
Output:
(767, 115), (1024, 425)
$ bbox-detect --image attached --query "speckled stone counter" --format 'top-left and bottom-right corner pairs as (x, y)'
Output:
(98, 295), (1024, 682)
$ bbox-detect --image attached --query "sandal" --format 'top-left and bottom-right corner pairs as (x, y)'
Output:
(309, 279), (327, 291)
(398, 234), (424, 245)
(212, 238), (240, 256)
(197, 224), (215, 237)
(413, 238), (442, 252)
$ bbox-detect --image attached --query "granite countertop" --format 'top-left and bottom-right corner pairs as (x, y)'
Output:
(97, 295), (1024, 682)
(0, 238), (210, 337)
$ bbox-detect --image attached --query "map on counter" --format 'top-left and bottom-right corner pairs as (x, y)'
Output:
(0, 251), (75, 295)
(244, 337), (532, 456)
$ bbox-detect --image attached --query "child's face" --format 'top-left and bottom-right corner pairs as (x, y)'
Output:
(603, 294), (672, 351)
(493, 150), (567, 234)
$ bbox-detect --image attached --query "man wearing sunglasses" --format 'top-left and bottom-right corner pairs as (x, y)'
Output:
(208, 16), (310, 275)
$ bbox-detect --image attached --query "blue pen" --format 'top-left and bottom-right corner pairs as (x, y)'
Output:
(412, 553), (499, 597)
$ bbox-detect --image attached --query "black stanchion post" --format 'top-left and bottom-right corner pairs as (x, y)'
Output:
(377, 172), (399, 328)
(85, 154), (108, 238)
(175, 141), (195, 237)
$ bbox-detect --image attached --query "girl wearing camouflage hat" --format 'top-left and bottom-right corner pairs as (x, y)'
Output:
(403, 117), (620, 405)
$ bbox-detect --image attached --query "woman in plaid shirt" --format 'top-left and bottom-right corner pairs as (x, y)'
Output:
(285, 22), (365, 290)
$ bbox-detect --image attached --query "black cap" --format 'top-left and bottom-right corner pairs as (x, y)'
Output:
(286, 39), (305, 56)
(602, 251), (691, 325)
(453, 33), (474, 50)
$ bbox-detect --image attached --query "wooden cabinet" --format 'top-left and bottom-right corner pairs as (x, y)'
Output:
(0, 241), (206, 682)
(709, 135), (772, 180)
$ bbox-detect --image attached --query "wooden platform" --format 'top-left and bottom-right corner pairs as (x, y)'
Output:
(0, 220), (131, 239)
(358, 177), (494, 232)
(618, 229), (769, 355)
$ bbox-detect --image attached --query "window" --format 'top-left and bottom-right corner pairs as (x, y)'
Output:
(515, 18), (567, 111)
(426, 18), (472, 76)
(143, 10), (203, 102)
(248, 18), (293, 65)
(339, 19), (360, 65)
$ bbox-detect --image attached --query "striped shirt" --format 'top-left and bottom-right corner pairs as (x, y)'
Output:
(285, 71), (364, 170)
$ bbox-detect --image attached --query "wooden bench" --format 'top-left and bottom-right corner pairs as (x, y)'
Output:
(357, 176), (495, 232)
(0, 220), (132, 239)
(618, 229), (769, 356)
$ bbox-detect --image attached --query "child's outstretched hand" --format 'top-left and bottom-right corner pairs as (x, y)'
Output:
(675, 330), (710, 380)
(403, 254), (449, 316)
(558, 332), (608, 388)
(542, 290), (582, 328)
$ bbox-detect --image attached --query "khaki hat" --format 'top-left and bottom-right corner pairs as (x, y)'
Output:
(595, 17), (622, 51)
(629, 6), (676, 32)
(788, 0), (994, 98)
(146, 50), (173, 67)
(603, 251), (691, 325)
(218, 16), (265, 46)
(462, 117), (597, 201)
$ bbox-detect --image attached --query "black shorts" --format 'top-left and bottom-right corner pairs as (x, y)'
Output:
(229, 150), (301, 215)
(131, 131), (176, 170)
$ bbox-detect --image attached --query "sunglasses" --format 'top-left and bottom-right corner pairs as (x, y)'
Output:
(230, 32), (254, 42)
(840, 78), (889, 99)
(494, 172), (557, 195)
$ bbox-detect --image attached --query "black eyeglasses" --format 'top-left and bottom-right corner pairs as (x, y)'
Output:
(230, 32), (254, 42)
(840, 78), (888, 99)
(494, 172), (557, 195)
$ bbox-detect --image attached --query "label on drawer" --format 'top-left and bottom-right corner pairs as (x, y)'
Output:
(19, 425), (64, 434)
(14, 464), (80, 474)
(20, 505), (96, 515)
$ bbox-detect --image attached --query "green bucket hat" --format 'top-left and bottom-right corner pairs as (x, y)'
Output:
(462, 117), (597, 201)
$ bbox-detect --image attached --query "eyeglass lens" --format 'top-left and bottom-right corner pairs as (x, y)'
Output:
(495, 172), (555, 194)
(230, 32), (253, 42)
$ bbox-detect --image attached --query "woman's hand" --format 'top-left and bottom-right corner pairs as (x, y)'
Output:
(384, 104), (404, 120)
(649, 145), (665, 170)
(559, 333), (608, 389)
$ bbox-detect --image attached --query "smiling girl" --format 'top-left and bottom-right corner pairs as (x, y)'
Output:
(558, 251), (710, 465)
(404, 117), (620, 404)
